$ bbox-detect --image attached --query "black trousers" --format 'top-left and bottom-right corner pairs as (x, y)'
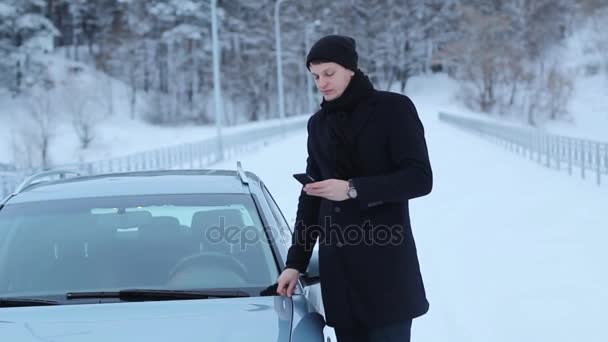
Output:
(334, 319), (413, 342)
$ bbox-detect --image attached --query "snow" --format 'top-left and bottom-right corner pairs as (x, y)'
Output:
(543, 72), (608, 142)
(172, 0), (202, 16)
(540, 16), (608, 142)
(0, 3), (15, 17)
(0, 53), (308, 168)
(0, 11), (606, 340)
(149, 3), (177, 21)
(162, 24), (204, 41)
(214, 74), (608, 341)
(414, 18), (608, 143)
(2, 62), (606, 339)
(3, 12), (607, 168)
(15, 14), (60, 36)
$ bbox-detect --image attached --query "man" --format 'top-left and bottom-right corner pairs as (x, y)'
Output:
(276, 35), (433, 342)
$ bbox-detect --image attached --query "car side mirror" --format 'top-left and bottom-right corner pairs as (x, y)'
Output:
(301, 247), (320, 287)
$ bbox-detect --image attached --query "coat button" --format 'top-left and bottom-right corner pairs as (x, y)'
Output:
(334, 207), (341, 213)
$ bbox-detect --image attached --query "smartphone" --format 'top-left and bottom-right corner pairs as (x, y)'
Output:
(292, 173), (316, 185)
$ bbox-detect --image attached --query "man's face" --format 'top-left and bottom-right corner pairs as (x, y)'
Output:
(309, 62), (355, 101)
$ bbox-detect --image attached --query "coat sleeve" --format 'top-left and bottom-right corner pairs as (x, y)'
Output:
(351, 95), (432, 208)
(285, 118), (322, 273)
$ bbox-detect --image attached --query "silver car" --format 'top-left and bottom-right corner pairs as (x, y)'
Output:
(0, 166), (325, 341)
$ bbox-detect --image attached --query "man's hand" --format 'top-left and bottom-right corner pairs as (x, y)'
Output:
(277, 268), (300, 297)
(303, 179), (349, 201)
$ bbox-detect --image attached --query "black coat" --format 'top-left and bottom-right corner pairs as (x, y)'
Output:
(286, 89), (433, 329)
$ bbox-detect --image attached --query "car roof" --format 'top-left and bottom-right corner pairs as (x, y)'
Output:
(6, 169), (263, 204)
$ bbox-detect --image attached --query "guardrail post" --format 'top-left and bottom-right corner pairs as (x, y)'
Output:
(437, 112), (608, 186)
(545, 135), (551, 167)
(162, 148), (166, 169)
(524, 133), (534, 160)
(555, 136), (560, 170)
(198, 143), (204, 168)
(604, 143), (608, 175)
(174, 147), (178, 168)
(596, 142), (601, 185)
(178, 146), (184, 168)
(581, 140), (586, 179)
(577, 141), (580, 178)
(568, 138), (573, 176)
(537, 132), (541, 162)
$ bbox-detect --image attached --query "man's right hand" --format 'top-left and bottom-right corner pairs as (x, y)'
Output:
(276, 268), (300, 297)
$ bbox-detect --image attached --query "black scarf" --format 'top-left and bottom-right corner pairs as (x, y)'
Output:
(321, 69), (374, 180)
(320, 69), (374, 113)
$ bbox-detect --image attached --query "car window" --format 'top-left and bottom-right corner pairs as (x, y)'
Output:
(261, 184), (292, 244)
(0, 194), (278, 299)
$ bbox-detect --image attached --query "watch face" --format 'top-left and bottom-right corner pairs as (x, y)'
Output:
(348, 188), (357, 198)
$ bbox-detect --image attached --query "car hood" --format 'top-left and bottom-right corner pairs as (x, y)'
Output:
(0, 296), (293, 341)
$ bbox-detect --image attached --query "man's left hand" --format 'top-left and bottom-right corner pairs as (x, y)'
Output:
(304, 179), (349, 201)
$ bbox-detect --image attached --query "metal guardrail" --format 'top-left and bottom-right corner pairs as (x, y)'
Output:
(438, 112), (608, 185)
(1, 118), (308, 199)
(0, 163), (16, 172)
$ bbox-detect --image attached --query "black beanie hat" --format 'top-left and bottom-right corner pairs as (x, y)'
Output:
(306, 35), (358, 71)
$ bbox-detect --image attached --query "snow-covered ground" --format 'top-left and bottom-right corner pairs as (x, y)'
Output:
(214, 74), (608, 341)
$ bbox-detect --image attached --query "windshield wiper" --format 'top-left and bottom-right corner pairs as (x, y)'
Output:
(0, 297), (60, 307)
(66, 289), (250, 301)
(259, 283), (279, 296)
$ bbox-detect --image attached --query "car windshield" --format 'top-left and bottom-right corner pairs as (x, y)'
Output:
(0, 194), (279, 300)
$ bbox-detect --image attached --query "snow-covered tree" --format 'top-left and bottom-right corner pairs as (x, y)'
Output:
(20, 84), (57, 168)
(64, 82), (102, 149)
(0, 0), (59, 95)
(1, 0), (600, 129)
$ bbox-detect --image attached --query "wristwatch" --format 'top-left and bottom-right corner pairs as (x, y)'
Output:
(347, 179), (358, 199)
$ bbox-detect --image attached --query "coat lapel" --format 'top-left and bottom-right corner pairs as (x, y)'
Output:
(350, 91), (378, 139)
